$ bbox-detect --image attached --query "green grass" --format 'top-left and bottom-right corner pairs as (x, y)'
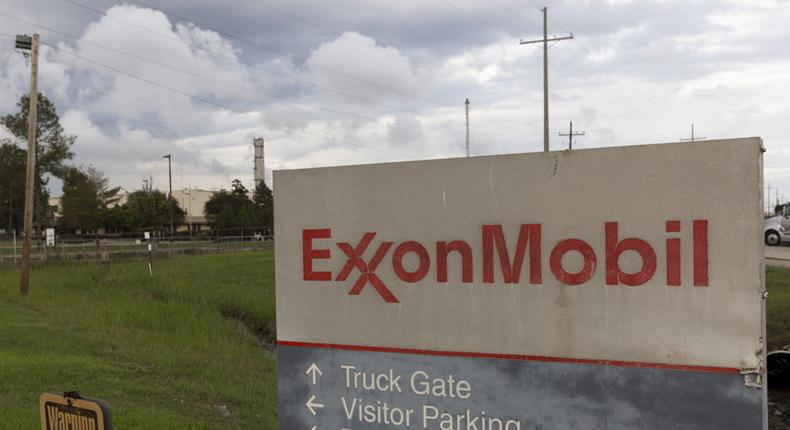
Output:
(0, 251), (277, 429)
(2, 254), (790, 428)
(768, 266), (790, 350)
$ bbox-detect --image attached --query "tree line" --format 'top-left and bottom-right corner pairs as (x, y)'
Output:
(0, 93), (273, 237)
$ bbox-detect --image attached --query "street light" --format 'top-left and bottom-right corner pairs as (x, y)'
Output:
(15, 34), (32, 51)
(163, 154), (173, 235)
(184, 188), (192, 243)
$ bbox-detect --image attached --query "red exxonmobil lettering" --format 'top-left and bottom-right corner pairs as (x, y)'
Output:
(302, 221), (709, 303)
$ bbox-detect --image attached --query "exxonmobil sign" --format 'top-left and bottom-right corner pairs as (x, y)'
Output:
(302, 220), (709, 303)
(275, 138), (767, 429)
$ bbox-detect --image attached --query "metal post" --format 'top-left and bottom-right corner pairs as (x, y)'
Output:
(20, 33), (39, 296)
(163, 154), (173, 236)
(13, 229), (18, 264)
(465, 98), (470, 157)
(542, 7), (548, 152)
(187, 188), (193, 253)
(569, 121), (573, 149)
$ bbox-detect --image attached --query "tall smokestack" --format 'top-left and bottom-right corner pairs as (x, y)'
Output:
(253, 137), (265, 186)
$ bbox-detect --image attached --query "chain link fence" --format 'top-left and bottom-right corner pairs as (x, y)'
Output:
(0, 229), (273, 266)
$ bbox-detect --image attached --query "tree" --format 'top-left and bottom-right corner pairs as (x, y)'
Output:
(85, 165), (121, 207)
(103, 204), (130, 233)
(0, 93), (75, 232)
(125, 190), (185, 232)
(0, 143), (25, 234)
(253, 180), (274, 235)
(59, 167), (103, 232)
(204, 179), (258, 234)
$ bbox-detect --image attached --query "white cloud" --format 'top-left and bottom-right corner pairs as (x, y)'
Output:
(1, 0), (790, 204)
(305, 32), (429, 108)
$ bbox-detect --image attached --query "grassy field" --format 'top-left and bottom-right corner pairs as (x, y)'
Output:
(1, 253), (790, 428)
(0, 251), (277, 429)
(768, 265), (790, 350)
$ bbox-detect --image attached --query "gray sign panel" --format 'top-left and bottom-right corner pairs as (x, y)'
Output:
(278, 344), (762, 429)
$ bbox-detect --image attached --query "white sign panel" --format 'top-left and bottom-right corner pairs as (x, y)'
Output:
(275, 138), (766, 429)
(45, 228), (55, 247)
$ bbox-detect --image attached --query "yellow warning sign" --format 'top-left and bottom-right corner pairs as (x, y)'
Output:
(39, 392), (111, 430)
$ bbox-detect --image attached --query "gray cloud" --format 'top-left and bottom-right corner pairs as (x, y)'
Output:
(0, 0), (788, 204)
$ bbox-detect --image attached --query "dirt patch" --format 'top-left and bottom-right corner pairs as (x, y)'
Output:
(220, 307), (275, 351)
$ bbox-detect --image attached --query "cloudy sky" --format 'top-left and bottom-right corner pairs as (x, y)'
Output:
(0, 0), (788, 208)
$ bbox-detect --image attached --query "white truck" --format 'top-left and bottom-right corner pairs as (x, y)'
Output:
(765, 205), (790, 245)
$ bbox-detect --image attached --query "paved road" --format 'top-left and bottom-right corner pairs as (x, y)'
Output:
(766, 245), (790, 267)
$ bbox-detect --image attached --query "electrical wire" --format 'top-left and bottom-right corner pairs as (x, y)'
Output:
(0, 11), (382, 123)
(511, 0), (680, 141)
(489, 0), (537, 27)
(242, 0), (441, 73)
(39, 41), (422, 159)
(125, 0), (444, 107)
(437, 0), (502, 29)
(57, 0), (545, 140)
(57, 0), (422, 113)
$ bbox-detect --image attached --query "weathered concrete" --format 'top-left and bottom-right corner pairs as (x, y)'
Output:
(274, 138), (767, 429)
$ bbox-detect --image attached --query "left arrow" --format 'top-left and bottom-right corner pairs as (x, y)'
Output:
(305, 395), (324, 416)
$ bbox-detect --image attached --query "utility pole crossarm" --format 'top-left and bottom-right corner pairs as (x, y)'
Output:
(680, 124), (706, 142)
(558, 121), (585, 150)
(519, 34), (574, 45)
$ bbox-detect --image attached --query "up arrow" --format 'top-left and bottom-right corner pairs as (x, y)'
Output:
(305, 363), (323, 385)
(305, 395), (324, 416)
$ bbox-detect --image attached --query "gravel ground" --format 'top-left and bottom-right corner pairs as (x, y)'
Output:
(770, 388), (790, 429)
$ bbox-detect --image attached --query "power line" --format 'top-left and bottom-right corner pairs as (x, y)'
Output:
(57, 0), (556, 144)
(437, 0), (502, 28)
(125, 0), (443, 107)
(247, 0), (345, 38)
(0, 10), (381, 123)
(243, 0), (441, 73)
(511, 0), (684, 146)
(39, 41), (421, 159)
(489, 0), (538, 27)
(57, 0), (422, 113)
(59, 0), (548, 142)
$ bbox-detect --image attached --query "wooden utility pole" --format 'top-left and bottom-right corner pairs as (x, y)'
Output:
(520, 7), (572, 152)
(559, 121), (585, 150)
(19, 33), (40, 296)
(465, 98), (470, 157)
